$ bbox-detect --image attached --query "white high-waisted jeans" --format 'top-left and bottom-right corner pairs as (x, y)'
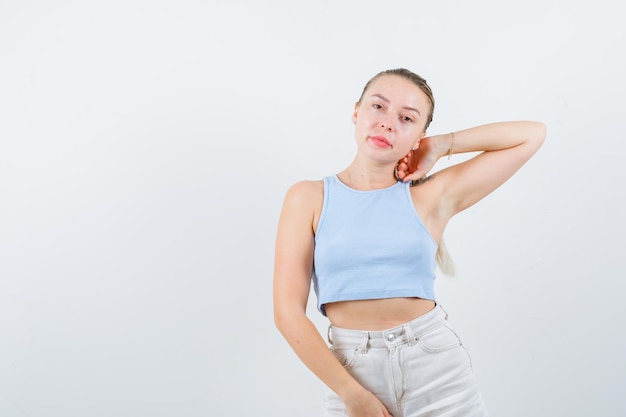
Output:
(324, 305), (488, 417)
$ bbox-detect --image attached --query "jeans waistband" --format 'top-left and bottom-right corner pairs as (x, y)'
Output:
(327, 304), (448, 350)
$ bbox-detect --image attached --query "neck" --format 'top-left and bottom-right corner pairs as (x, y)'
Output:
(340, 161), (397, 191)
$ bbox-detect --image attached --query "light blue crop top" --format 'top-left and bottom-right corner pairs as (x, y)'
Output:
(312, 175), (438, 316)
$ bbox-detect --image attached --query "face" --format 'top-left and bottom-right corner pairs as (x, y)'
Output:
(352, 75), (431, 163)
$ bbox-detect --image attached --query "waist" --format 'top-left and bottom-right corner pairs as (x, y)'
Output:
(328, 303), (448, 348)
(325, 297), (436, 331)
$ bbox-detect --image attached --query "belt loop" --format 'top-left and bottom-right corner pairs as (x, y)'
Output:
(404, 323), (417, 345)
(327, 325), (333, 345)
(359, 332), (370, 354)
(438, 303), (449, 320)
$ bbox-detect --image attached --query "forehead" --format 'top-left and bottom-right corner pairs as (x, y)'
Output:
(364, 75), (431, 110)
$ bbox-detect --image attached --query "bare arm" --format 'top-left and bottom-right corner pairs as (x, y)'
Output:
(400, 121), (546, 218)
(273, 181), (392, 417)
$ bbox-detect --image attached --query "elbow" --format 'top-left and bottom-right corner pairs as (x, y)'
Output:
(534, 121), (547, 144)
(273, 310), (294, 341)
(273, 308), (285, 332)
(527, 121), (547, 151)
(273, 305), (294, 335)
(273, 302), (308, 337)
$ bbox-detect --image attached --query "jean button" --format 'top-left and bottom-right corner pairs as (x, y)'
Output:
(386, 333), (395, 341)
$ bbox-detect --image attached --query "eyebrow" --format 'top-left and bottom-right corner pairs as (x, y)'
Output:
(371, 94), (421, 116)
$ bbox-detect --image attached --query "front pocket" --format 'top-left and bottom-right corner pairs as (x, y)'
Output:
(416, 325), (463, 353)
(330, 347), (359, 369)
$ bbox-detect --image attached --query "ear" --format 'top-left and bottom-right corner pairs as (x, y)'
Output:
(352, 102), (360, 124)
(412, 131), (426, 150)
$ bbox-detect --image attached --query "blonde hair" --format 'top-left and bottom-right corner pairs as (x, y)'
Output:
(436, 236), (456, 276)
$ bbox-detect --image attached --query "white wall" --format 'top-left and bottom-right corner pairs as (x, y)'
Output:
(1, 1), (624, 416)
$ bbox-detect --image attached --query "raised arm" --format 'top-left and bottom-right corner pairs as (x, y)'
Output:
(273, 181), (392, 417)
(401, 121), (546, 217)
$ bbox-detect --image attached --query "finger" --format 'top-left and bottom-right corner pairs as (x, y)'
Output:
(402, 169), (427, 183)
(400, 152), (412, 165)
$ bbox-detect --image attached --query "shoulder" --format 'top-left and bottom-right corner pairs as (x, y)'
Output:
(287, 179), (324, 194)
(408, 173), (451, 225)
(285, 179), (323, 199)
(408, 173), (445, 204)
(279, 180), (325, 233)
(282, 179), (324, 211)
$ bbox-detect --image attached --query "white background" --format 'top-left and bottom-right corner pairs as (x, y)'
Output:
(1, 1), (624, 416)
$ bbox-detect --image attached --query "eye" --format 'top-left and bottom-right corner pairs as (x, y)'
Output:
(373, 103), (383, 109)
(402, 115), (414, 123)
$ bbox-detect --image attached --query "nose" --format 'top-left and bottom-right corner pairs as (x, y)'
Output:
(380, 115), (394, 131)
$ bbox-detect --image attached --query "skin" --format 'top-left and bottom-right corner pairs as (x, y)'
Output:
(273, 74), (546, 417)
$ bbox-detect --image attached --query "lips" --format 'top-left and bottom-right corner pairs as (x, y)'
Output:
(369, 135), (392, 147)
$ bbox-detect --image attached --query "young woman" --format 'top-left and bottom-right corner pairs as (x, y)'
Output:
(273, 68), (546, 417)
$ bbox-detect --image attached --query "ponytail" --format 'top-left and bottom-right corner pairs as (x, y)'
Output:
(436, 235), (456, 276)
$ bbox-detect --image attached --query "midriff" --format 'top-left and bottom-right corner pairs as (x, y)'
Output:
(324, 297), (436, 331)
